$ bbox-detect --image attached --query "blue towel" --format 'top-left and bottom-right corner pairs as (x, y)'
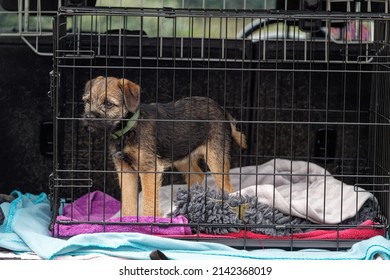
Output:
(1, 191), (389, 260)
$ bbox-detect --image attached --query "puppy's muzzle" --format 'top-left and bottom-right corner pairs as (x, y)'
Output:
(83, 112), (110, 133)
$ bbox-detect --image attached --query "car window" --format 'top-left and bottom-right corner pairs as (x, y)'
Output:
(0, 0), (276, 38)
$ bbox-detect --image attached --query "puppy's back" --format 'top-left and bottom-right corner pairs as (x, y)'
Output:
(141, 96), (229, 161)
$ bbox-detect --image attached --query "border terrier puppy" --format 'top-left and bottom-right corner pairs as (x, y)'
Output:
(83, 76), (247, 217)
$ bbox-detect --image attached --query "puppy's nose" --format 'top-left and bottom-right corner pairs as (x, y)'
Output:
(82, 113), (98, 133)
(83, 112), (99, 119)
(82, 112), (98, 130)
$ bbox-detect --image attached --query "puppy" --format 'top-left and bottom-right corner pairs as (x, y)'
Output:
(82, 76), (247, 217)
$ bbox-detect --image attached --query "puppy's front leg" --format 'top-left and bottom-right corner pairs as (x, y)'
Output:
(113, 152), (139, 217)
(139, 170), (162, 217)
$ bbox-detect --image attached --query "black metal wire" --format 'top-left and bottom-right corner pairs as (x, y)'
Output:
(52, 7), (390, 249)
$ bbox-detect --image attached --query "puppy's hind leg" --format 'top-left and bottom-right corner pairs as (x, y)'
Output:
(175, 154), (205, 187)
(205, 141), (235, 193)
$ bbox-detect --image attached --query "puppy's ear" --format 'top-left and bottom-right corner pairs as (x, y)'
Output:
(83, 79), (92, 97)
(118, 78), (140, 113)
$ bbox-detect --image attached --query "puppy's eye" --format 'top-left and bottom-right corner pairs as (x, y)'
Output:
(105, 101), (114, 109)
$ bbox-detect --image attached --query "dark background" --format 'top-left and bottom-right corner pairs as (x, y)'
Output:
(0, 37), (53, 195)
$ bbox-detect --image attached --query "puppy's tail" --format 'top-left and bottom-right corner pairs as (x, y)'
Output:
(227, 114), (248, 150)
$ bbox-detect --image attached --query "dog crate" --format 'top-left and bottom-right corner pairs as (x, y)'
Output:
(50, 1), (390, 250)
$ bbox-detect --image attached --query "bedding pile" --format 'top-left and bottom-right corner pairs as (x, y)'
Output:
(0, 161), (387, 260)
(52, 159), (381, 238)
(171, 159), (380, 235)
(172, 184), (377, 236)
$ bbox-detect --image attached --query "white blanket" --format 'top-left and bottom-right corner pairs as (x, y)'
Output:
(159, 159), (376, 224)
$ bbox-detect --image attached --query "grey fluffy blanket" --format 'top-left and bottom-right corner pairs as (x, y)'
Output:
(171, 184), (378, 236)
(168, 159), (380, 236)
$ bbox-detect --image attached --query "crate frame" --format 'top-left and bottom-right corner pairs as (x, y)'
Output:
(50, 6), (390, 249)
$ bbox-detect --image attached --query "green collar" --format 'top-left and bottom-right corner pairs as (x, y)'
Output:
(112, 109), (140, 139)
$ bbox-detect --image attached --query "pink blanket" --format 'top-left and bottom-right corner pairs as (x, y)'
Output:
(52, 191), (191, 237)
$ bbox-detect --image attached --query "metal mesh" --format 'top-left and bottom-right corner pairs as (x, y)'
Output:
(50, 5), (390, 249)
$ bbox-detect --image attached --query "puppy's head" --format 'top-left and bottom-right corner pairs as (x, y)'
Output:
(82, 76), (140, 133)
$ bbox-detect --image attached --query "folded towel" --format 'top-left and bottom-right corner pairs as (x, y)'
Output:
(53, 215), (191, 236)
(52, 191), (191, 237)
(63, 190), (119, 221)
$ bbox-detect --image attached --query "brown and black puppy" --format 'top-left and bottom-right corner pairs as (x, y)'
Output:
(82, 76), (247, 217)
